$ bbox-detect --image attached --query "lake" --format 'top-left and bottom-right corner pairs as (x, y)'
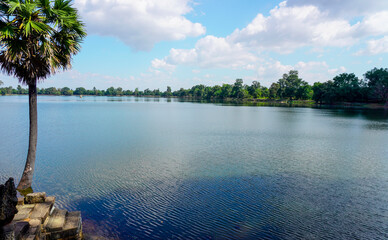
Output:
(0, 96), (387, 239)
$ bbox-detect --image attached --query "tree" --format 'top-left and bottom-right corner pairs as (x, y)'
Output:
(278, 70), (303, 100)
(74, 87), (86, 95)
(333, 73), (362, 102)
(17, 85), (26, 94)
(312, 82), (325, 104)
(105, 87), (116, 96)
(220, 84), (232, 98)
(153, 89), (160, 96)
(232, 79), (245, 98)
(192, 84), (205, 98)
(247, 81), (261, 98)
(295, 82), (313, 100)
(116, 87), (123, 96)
(260, 87), (269, 99)
(0, 0), (86, 190)
(164, 86), (172, 97)
(61, 87), (73, 96)
(365, 68), (388, 103)
(269, 83), (280, 99)
(134, 88), (139, 96)
(44, 87), (60, 95)
(312, 81), (336, 104)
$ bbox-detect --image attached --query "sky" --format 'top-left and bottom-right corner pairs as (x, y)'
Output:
(1, 0), (388, 90)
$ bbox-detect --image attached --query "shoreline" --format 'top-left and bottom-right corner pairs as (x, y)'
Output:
(1, 94), (387, 110)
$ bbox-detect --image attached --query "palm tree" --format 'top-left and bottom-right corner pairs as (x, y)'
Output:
(0, 0), (86, 190)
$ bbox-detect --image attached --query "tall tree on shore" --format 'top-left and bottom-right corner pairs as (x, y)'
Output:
(0, 0), (86, 190)
(365, 68), (388, 104)
(278, 70), (304, 100)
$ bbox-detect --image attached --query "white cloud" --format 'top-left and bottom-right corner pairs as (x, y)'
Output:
(356, 36), (388, 55)
(75, 0), (206, 51)
(229, 2), (360, 53)
(150, 1), (387, 77)
(356, 11), (388, 37)
(287, 0), (388, 18)
(151, 59), (176, 72)
(152, 35), (258, 70)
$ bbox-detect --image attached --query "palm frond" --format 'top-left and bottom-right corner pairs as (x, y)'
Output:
(0, 0), (86, 85)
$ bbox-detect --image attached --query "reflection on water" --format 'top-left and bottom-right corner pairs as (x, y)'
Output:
(0, 96), (387, 239)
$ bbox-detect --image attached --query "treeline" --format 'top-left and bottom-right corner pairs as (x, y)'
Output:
(1, 67), (387, 104)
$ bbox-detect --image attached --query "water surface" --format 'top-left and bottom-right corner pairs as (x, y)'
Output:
(0, 96), (387, 239)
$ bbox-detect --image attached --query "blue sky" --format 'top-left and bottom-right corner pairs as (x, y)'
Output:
(1, 0), (387, 90)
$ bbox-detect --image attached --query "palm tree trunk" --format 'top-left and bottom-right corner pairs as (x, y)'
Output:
(17, 82), (38, 190)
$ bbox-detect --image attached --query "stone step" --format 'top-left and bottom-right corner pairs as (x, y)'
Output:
(63, 211), (82, 238)
(9, 193), (83, 240)
(44, 211), (82, 240)
(13, 221), (30, 240)
(45, 196), (56, 205)
(44, 209), (67, 232)
(13, 198), (55, 224)
(13, 204), (35, 221)
(25, 192), (46, 204)
(29, 202), (53, 223)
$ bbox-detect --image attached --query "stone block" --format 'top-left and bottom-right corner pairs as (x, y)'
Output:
(30, 203), (52, 223)
(45, 196), (56, 205)
(29, 219), (41, 228)
(13, 221), (29, 239)
(45, 209), (67, 232)
(63, 211), (82, 237)
(27, 223), (41, 239)
(25, 192), (46, 204)
(17, 197), (24, 205)
(46, 230), (65, 240)
(13, 205), (34, 221)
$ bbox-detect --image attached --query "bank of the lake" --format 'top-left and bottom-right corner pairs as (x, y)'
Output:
(175, 97), (388, 109)
(1, 94), (387, 110)
(1, 96), (387, 239)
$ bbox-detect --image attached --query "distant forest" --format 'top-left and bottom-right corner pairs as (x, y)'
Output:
(1, 67), (387, 104)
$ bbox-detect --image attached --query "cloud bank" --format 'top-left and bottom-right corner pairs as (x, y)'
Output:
(75, 0), (206, 51)
(150, 1), (387, 83)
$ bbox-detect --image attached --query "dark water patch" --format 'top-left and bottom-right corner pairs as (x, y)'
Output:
(72, 174), (388, 239)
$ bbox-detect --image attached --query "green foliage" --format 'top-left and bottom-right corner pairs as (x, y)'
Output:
(74, 87), (86, 95)
(277, 70), (305, 100)
(60, 87), (73, 95)
(17, 85), (28, 94)
(333, 73), (363, 102)
(43, 87), (60, 95)
(313, 81), (333, 104)
(0, 0), (86, 85)
(295, 82), (313, 100)
(269, 83), (280, 99)
(2, 67), (385, 104)
(365, 68), (388, 103)
(221, 84), (232, 99)
(232, 79), (244, 98)
(162, 86), (172, 97)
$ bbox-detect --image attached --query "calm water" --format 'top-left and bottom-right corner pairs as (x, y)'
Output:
(1, 96), (387, 239)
